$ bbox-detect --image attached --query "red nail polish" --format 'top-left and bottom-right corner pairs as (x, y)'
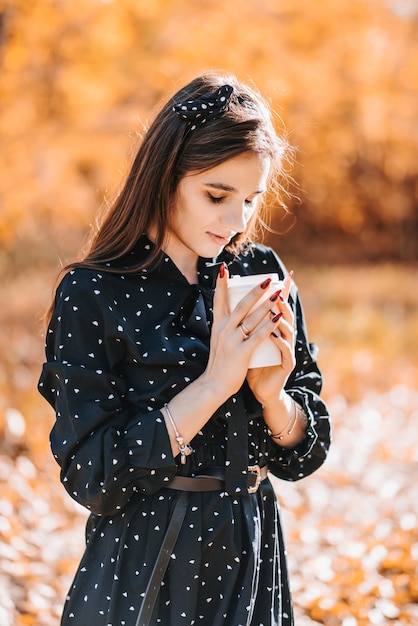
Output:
(269, 289), (282, 302)
(219, 263), (226, 278)
(272, 312), (283, 323)
(260, 277), (272, 289)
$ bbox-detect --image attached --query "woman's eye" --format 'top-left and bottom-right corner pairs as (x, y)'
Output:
(207, 194), (224, 204)
(245, 198), (256, 207)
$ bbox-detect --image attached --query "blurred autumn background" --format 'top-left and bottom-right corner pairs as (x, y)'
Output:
(0, 0), (417, 624)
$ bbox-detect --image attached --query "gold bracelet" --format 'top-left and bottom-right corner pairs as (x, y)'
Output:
(270, 400), (299, 441)
(164, 403), (194, 465)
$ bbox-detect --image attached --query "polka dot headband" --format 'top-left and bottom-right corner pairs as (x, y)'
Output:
(173, 84), (234, 131)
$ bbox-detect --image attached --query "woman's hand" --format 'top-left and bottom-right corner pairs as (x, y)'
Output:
(246, 273), (295, 406)
(202, 266), (293, 403)
(200, 265), (281, 399)
(243, 273), (308, 448)
(163, 268), (300, 454)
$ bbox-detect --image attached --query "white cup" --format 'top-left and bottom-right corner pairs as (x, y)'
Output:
(227, 273), (284, 368)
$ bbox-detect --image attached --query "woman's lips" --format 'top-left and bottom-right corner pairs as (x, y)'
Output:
(207, 232), (232, 246)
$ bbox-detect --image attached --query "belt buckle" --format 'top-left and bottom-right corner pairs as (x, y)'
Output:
(247, 465), (261, 494)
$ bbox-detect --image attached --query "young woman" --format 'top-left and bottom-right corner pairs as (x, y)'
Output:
(39, 73), (331, 626)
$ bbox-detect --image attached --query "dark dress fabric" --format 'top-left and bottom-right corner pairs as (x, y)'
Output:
(38, 237), (331, 626)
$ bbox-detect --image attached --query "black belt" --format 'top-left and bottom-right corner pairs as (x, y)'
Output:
(134, 490), (188, 626)
(166, 464), (268, 494)
(134, 465), (268, 625)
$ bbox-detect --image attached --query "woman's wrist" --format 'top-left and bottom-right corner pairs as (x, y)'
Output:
(263, 391), (308, 448)
(162, 372), (231, 459)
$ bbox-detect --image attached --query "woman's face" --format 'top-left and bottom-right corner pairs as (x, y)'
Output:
(167, 152), (270, 266)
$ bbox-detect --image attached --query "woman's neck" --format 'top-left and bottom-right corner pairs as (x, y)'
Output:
(146, 228), (199, 284)
(171, 257), (198, 284)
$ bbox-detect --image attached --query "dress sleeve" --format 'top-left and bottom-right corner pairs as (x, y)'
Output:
(38, 271), (177, 516)
(264, 253), (331, 481)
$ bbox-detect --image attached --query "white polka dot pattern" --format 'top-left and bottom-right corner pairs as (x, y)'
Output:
(38, 237), (331, 625)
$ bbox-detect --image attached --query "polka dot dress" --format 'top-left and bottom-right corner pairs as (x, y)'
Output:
(38, 236), (331, 626)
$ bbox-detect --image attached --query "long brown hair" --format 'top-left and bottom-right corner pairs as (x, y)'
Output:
(47, 72), (292, 320)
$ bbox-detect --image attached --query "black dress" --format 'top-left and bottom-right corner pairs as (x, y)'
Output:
(38, 237), (331, 626)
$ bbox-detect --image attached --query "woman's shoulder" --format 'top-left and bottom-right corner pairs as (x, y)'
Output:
(52, 267), (128, 317)
(56, 266), (113, 296)
(48, 267), (122, 329)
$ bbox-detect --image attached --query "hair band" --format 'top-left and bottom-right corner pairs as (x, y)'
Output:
(173, 84), (234, 130)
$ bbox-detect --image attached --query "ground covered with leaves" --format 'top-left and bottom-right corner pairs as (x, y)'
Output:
(278, 385), (418, 625)
(1, 264), (417, 625)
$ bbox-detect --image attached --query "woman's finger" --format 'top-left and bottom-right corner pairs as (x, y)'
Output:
(228, 276), (277, 325)
(237, 287), (283, 335)
(270, 331), (296, 371)
(270, 298), (294, 328)
(271, 316), (294, 346)
(281, 270), (294, 300)
(269, 315), (296, 364)
(239, 271), (294, 334)
(212, 263), (230, 321)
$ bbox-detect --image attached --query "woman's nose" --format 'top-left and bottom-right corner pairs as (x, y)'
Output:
(222, 202), (251, 233)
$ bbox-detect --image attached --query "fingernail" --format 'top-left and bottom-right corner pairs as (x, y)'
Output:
(269, 289), (282, 302)
(289, 270), (294, 279)
(219, 263), (226, 279)
(271, 331), (280, 338)
(260, 277), (272, 289)
(272, 312), (283, 323)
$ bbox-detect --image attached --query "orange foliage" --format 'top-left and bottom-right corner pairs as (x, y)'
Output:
(0, 1), (417, 624)
(1, 263), (417, 625)
(0, 0), (417, 266)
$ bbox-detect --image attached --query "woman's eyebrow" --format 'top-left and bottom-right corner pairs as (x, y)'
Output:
(204, 182), (265, 194)
(205, 182), (236, 192)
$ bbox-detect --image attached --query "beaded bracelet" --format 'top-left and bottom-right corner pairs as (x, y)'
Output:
(270, 400), (299, 441)
(164, 403), (194, 465)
